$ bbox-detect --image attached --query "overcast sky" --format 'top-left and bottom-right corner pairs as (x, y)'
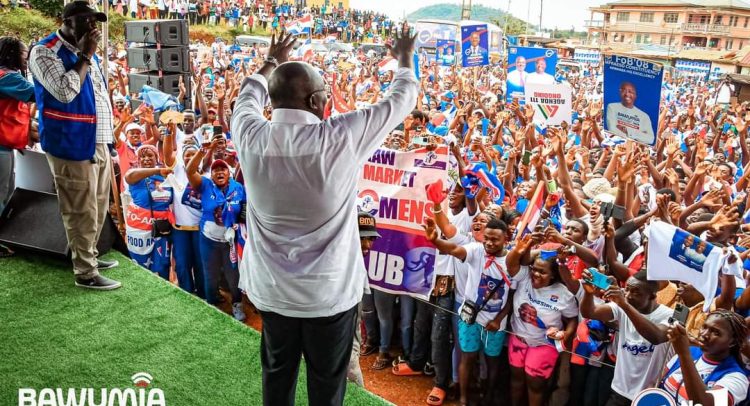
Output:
(349, 0), (604, 30)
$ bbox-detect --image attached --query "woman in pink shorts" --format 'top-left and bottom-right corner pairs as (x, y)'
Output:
(507, 235), (579, 406)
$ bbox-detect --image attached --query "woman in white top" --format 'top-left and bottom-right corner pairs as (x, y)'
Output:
(506, 234), (579, 406)
(163, 122), (205, 298)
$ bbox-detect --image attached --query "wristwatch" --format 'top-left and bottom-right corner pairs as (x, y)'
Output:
(264, 56), (279, 67)
(77, 52), (92, 65)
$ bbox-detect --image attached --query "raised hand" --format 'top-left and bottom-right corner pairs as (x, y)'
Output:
(268, 32), (296, 64)
(581, 119), (592, 132)
(544, 225), (566, 244)
(215, 83), (226, 101)
(694, 161), (712, 177)
(425, 179), (448, 205)
(524, 104), (535, 121)
(514, 233), (534, 252)
(423, 217), (439, 242)
(617, 152), (638, 184)
(710, 206), (740, 232)
(700, 188), (724, 210)
(666, 321), (690, 353)
(119, 106), (133, 125)
(665, 136), (679, 157)
(664, 168), (679, 186)
(386, 22), (417, 68)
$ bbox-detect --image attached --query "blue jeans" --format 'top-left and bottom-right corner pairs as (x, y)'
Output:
(172, 228), (204, 298)
(373, 290), (415, 356)
(452, 300), (462, 383)
(199, 234), (240, 305)
(361, 293), (379, 347)
(431, 293), (455, 389)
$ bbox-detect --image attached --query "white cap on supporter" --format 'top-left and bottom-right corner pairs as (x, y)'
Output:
(125, 123), (144, 133)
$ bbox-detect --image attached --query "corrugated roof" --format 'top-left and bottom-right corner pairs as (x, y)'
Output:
(672, 48), (731, 60)
(599, 0), (750, 9)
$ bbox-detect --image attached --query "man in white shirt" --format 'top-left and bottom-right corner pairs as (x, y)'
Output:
(231, 30), (418, 406)
(580, 270), (673, 406)
(605, 81), (655, 145)
(506, 55), (528, 88)
(525, 58), (555, 85)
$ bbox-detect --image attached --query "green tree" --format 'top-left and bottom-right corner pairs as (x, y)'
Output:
(27, 0), (62, 18)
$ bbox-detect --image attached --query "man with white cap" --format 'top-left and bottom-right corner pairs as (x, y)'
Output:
(115, 122), (146, 192)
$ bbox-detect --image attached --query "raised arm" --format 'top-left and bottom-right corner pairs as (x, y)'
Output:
(423, 218), (467, 261)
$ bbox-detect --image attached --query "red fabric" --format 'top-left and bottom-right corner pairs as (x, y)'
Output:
(0, 69), (30, 150)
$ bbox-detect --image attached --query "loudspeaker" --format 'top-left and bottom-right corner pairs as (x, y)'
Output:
(125, 19), (189, 46)
(127, 45), (190, 73)
(0, 188), (124, 257)
(14, 149), (55, 194)
(128, 71), (191, 99)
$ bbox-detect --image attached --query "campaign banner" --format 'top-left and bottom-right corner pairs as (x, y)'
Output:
(675, 59), (710, 73)
(574, 49), (601, 65)
(506, 46), (558, 103)
(603, 54), (663, 146)
(436, 39), (457, 66)
(461, 24), (489, 67)
(524, 83), (572, 126)
(647, 222), (742, 312)
(357, 147), (449, 299)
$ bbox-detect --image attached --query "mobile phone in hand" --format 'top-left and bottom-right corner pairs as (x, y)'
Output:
(670, 303), (689, 325)
(587, 268), (613, 290)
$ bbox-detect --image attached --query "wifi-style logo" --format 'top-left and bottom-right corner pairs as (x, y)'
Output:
(131, 372), (153, 388)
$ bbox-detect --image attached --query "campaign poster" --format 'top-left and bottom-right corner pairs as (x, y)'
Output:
(675, 59), (710, 80)
(436, 39), (456, 66)
(356, 147), (449, 299)
(461, 24), (489, 67)
(524, 83), (572, 126)
(574, 49), (601, 66)
(603, 54), (663, 146)
(667, 228), (713, 272)
(506, 46), (559, 103)
(415, 21), (458, 49)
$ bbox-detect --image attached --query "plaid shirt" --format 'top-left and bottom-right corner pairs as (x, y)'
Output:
(29, 31), (113, 144)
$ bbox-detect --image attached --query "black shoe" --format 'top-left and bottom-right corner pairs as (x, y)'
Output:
(0, 244), (14, 257)
(75, 275), (122, 290)
(97, 259), (119, 270)
(361, 344), (378, 356)
(423, 362), (435, 376)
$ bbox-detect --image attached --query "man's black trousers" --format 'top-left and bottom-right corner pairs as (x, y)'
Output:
(259, 305), (358, 406)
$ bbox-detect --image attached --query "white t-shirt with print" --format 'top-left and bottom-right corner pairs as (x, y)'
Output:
(510, 265), (579, 346)
(461, 243), (513, 328)
(662, 353), (748, 406)
(609, 302), (672, 400)
(434, 208), (475, 277)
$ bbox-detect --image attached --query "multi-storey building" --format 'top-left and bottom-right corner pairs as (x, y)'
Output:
(586, 0), (750, 52)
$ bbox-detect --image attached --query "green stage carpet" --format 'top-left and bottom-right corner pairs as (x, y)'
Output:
(0, 251), (388, 405)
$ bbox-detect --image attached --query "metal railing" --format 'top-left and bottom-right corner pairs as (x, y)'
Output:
(584, 20), (605, 28)
(681, 22), (731, 34)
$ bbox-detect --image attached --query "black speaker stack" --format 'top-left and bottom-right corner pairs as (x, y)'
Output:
(125, 19), (192, 111)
